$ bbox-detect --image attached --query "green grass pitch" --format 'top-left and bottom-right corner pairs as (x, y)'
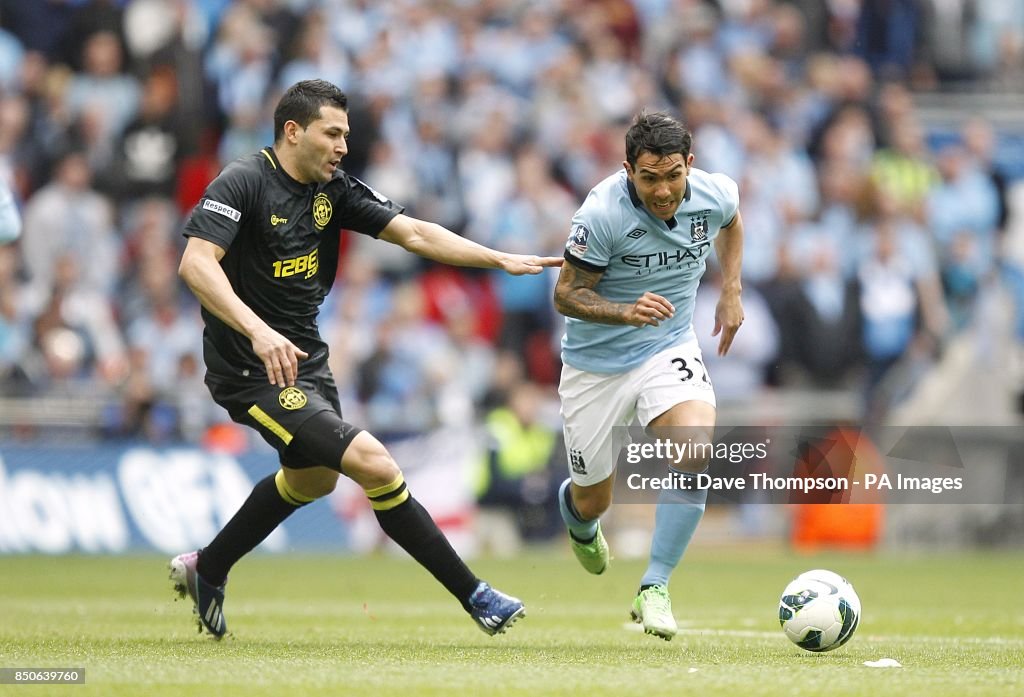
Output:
(1, 547), (1021, 696)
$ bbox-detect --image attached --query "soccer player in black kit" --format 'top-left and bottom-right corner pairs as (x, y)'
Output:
(169, 80), (560, 639)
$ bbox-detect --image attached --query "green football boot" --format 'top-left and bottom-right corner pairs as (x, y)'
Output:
(569, 522), (609, 575)
(630, 585), (677, 641)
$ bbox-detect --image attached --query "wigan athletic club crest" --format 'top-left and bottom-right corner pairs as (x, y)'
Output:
(312, 193), (333, 230)
(690, 217), (708, 242)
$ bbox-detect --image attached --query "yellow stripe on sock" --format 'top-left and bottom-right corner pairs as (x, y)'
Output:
(274, 469), (317, 506)
(248, 405), (293, 445)
(369, 488), (409, 511)
(364, 474), (405, 499)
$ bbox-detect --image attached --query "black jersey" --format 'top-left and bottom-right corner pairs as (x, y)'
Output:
(183, 147), (403, 382)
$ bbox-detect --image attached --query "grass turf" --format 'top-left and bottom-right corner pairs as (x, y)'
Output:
(0, 547), (1021, 696)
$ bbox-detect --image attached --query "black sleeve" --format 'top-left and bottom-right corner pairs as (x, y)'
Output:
(182, 160), (260, 250)
(563, 249), (607, 273)
(330, 173), (405, 238)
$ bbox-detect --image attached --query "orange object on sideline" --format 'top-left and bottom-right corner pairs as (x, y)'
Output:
(789, 427), (884, 550)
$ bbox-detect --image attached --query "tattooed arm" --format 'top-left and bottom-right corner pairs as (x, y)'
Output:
(553, 261), (675, 327)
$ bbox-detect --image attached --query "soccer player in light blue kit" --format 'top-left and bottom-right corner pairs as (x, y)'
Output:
(554, 111), (744, 640)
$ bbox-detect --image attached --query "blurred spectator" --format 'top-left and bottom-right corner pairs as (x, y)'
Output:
(856, 198), (948, 420)
(961, 117), (1010, 233)
(125, 271), (202, 395)
(660, 3), (728, 102)
(771, 230), (862, 387)
(484, 145), (575, 361)
(0, 176), (19, 243)
(64, 30), (140, 149)
(62, 0), (126, 73)
(0, 244), (28, 390)
(0, 14), (23, 92)
(122, 0), (209, 157)
(0, 0), (76, 58)
(204, 1), (276, 121)
(355, 281), (462, 435)
(923, 0), (1024, 85)
(854, 0), (926, 83)
(457, 105), (518, 244)
(216, 94), (274, 166)
(320, 253), (393, 402)
(20, 150), (118, 297)
(444, 307), (497, 410)
(276, 8), (351, 93)
(806, 159), (866, 278)
(406, 111), (464, 231)
(100, 66), (186, 203)
(7, 53), (63, 192)
(870, 115), (938, 220)
(474, 380), (562, 554)
(117, 197), (186, 321)
(926, 142), (1001, 328)
(23, 253), (126, 390)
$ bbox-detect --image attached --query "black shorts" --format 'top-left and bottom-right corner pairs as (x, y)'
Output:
(207, 370), (361, 470)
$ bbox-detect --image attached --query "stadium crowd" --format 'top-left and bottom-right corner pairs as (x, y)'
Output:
(0, 0), (1021, 447)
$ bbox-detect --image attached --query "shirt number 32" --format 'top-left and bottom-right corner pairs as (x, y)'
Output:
(671, 356), (711, 385)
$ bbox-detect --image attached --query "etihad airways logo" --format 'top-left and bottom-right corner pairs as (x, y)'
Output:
(621, 243), (710, 269)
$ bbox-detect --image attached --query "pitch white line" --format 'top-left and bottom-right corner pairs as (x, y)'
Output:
(623, 623), (1024, 647)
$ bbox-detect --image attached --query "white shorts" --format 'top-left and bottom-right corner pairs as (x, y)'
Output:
(559, 340), (716, 486)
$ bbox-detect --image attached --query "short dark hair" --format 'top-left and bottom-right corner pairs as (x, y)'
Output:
(273, 80), (348, 142)
(624, 110), (692, 167)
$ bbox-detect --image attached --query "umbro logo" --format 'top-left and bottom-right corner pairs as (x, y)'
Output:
(627, 228), (647, 239)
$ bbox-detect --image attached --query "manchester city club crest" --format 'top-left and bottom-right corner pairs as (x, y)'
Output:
(690, 217), (708, 242)
(570, 448), (587, 475)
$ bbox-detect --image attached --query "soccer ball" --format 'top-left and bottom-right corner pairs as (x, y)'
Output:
(778, 569), (861, 652)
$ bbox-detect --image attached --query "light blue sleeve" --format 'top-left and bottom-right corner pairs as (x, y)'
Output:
(0, 182), (20, 243)
(565, 192), (616, 270)
(710, 173), (740, 226)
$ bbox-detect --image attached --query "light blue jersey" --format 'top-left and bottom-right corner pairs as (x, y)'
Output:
(560, 167), (739, 374)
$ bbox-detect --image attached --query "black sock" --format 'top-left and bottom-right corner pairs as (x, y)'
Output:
(197, 472), (307, 586)
(374, 495), (480, 610)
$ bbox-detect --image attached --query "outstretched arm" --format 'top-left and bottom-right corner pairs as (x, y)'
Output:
(712, 211), (744, 356)
(378, 214), (562, 275)
(553, 260), (674, 327)
(179, 236), (307, 386)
